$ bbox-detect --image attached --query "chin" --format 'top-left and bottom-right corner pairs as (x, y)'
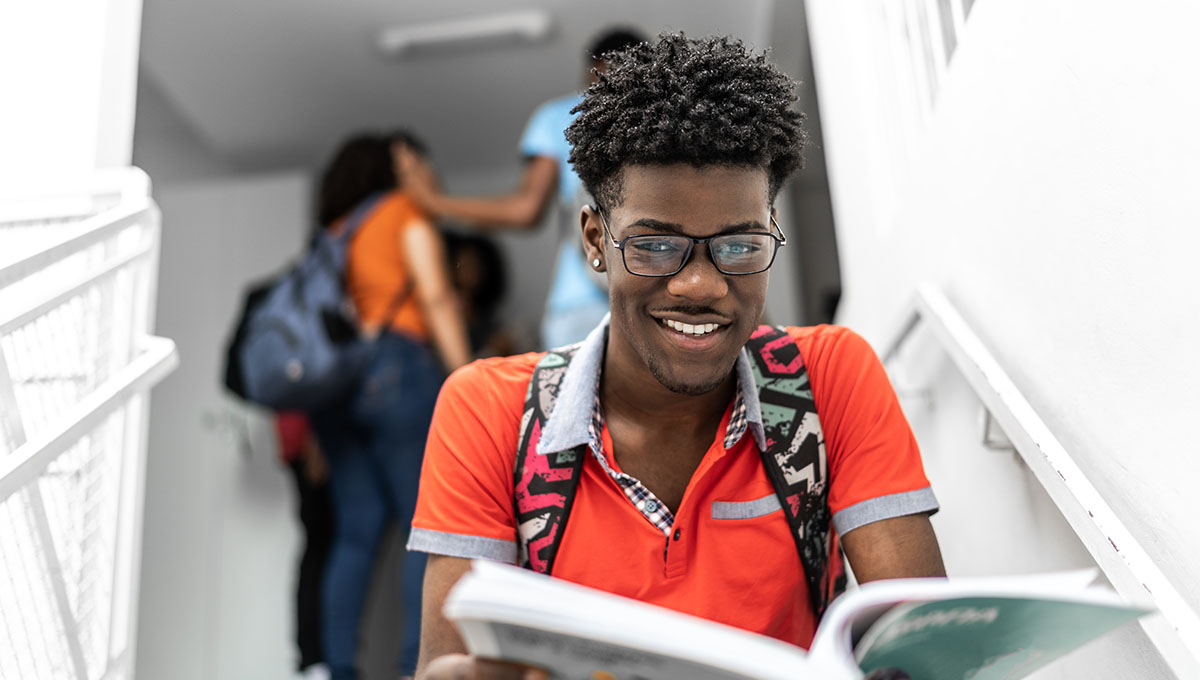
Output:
(647, 357), (730, 396)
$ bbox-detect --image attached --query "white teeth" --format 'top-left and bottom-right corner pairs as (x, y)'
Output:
(663, 319), (721, 336)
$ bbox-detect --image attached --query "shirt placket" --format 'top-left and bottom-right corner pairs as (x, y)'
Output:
(588, 392), (752, 576)
(587, 396), (675, 536)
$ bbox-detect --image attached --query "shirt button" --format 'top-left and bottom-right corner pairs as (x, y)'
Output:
(644, 500), (658, 512)
(673, 528), (681, 541)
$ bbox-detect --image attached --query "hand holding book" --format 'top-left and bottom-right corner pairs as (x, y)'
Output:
(443, 560), (1151, 680)
(421, 652), (550, 680)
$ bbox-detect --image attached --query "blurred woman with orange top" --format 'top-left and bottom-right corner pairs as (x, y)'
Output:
(309, 131), (470, 680)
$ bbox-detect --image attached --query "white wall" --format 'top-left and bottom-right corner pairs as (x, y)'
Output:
(132, 71), (238, 186)
(0, 0), (143, 198)
(137, 172), (309, 680)
(806, 0), (1200, 676)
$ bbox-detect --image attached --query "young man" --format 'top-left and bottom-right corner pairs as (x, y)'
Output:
(407, 34), (945, 680)
(399, 28), (646, 350)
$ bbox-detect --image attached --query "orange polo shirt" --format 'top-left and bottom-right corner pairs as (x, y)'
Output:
(344, 190), (429, 339)
(409, 324), (937, 650)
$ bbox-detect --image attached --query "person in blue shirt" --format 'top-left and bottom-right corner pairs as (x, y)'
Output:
(397, 28), (646, 349)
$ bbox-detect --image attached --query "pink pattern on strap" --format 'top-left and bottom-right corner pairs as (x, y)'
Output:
(526, 525), (559, 573)
(787, 493), (801, 517)
(515, 420), (573, 513)
(759, 334), (804, 374)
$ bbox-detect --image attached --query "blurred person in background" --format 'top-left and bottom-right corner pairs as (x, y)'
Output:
(274, 411), (333, 680)
(398, 28), (646, 350)
(310, 131), (471, 680)
(442, 232), (518, 357)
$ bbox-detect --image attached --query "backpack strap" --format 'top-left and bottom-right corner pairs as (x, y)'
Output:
(327, 193), (412, 332)
(310, 193), (387, 298)
(334, 193), (386, 244)
(745, 325), (847, 619)
(514, 327), (847, 619)
(513, 343), (588, 574)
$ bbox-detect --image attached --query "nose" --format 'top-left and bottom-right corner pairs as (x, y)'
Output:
(665, 243), (728, 301)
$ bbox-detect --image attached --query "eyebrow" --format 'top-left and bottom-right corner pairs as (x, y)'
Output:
(626, 218), (768, 235)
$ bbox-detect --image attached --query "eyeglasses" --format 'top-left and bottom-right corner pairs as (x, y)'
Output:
(597, 209), (787, 277)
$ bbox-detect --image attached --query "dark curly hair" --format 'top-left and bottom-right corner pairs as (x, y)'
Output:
(566, 33), (806, 210)
(316, 129), (428, 227)
(316, 134), (393, 227)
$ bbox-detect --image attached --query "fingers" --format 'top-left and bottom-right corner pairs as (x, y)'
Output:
(396, 145), (427, 174)
(398, 150), (435, 190)
(421, 654), (549, 680)
(475, 658), (550, 680)
(422, 653), (473, 680)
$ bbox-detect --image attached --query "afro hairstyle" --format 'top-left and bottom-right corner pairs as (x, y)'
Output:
(566, 33), (806, 211)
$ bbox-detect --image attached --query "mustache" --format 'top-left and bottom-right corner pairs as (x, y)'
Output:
(651, 306), (731, 321)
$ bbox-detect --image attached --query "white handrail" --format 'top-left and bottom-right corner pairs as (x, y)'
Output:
(0, 166), (167, 680)
(0, 196), (153, 287)
(0, 335), (178, 504)
(883, 283), (1200, 679)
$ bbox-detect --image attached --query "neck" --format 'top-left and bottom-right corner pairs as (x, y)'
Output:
(599, 348), (738, 431)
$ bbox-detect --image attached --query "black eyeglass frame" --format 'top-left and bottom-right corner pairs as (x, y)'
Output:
(595, 208), (788, 278)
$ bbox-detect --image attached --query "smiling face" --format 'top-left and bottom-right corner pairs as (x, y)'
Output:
(583, 164), (773, 397)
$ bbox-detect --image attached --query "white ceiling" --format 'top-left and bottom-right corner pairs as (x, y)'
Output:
(138, 0), (784, 179)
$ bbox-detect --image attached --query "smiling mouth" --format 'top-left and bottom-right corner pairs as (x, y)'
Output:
(661, 318), (724, 337)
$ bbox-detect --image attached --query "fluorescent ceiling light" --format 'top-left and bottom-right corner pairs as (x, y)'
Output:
(377, 10), (553, 57)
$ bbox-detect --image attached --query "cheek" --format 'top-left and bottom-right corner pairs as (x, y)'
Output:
(607, 278), (655, 324)
(735, 286), (769, 327)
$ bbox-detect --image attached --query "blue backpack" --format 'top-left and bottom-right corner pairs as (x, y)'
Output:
(225, 195), (409, 412)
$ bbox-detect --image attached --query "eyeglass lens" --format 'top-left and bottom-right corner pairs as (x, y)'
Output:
(623, 233), (777, 275)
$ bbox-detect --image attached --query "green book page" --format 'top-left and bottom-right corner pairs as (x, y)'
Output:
(855, 596), (1147, 680)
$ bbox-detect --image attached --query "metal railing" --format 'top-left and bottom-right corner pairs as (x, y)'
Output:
(0, 168), (177, 680)
(882, 282), (1200, 679)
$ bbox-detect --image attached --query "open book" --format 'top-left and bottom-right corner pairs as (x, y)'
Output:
(444, 560), (1150, 680)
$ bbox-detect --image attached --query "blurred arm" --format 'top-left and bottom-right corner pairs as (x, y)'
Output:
(401, 149), (560, 231)
(416, 555), (548, 680)
(401, 219), (472, 371)
(415, 554), (472, 677)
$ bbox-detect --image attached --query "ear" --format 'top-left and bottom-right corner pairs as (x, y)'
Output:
(580, 205), (606, 272)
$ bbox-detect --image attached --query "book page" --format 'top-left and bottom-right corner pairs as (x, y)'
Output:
(447, 560), (855, 680)
(811, 569), (1112, 661)
(853, 596), (1147, 680)
(459, 619), (783, 680)
(808, 570), (1150, 679)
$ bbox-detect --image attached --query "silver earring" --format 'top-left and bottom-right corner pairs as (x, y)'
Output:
(592, 258), (602, 268)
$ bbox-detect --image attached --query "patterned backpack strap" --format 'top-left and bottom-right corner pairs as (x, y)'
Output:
(513, 344), (589, 574)
(744, 325), (848, 619)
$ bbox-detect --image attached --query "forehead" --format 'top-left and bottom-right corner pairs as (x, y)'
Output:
(612, 164), (770, 229)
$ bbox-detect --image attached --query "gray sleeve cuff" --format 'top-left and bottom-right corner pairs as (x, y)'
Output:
(406, 528), (518, 563)
(832, 487), (940, 535)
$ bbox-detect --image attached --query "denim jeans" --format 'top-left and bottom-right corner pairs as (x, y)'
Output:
(311, 331), (442, 679)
